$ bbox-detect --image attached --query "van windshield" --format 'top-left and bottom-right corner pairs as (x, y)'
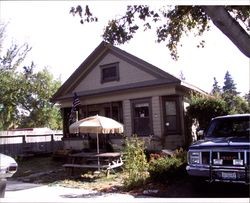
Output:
(206, 116), (250, 138)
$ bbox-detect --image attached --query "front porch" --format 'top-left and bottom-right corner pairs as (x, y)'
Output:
(60, 94), (186, 152)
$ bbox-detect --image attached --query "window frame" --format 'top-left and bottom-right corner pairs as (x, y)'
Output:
(100, 62), (120, 83)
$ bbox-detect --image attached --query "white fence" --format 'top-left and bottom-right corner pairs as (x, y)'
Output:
(0, 128), (63, 156)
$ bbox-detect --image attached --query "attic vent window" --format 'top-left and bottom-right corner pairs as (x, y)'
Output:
(100, 62), (119, 83)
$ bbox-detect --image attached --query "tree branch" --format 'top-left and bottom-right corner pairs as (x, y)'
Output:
(202, 6), (250, 58)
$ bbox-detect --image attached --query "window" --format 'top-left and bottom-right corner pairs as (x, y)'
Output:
(104, 102), (123, 123)
(100, 62), (119, 83)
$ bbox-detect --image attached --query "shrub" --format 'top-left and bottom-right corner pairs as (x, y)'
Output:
(122, 135), (149, 190)
(186, 94), (228, 130)
(172, 148), (187, 164)
(148, 149), (187, 183)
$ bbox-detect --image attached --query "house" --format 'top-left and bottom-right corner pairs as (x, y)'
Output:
(51, 41), (207, 151)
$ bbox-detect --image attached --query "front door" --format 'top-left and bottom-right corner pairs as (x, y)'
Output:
(132, 98), (152, 136)
(162, 96), (181, 135)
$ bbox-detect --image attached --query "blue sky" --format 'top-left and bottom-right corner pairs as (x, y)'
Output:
(1, 1), (249, 95)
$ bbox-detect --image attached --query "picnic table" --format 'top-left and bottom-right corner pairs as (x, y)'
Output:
(63, 152), (123, 176)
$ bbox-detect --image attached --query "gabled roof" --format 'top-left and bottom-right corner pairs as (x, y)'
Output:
(52, 41), (205, 102)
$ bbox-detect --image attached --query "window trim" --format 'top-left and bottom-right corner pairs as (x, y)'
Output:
(100, 62), (120, 83)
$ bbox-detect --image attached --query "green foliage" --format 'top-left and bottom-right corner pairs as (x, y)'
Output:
(0, 36), (31, 129)
(17, 66), (62, 129)
(186, 71), (250, 136)
(211, 71), (250, 114)
(70, 5), (98, 24)
(187, 73), (250, 136)
(0, 24), (62, 130)
(222, 71), (238, 96)
(122, 135), (149, 190)
(244, 91), (250, 105)
(226, 95), (250, 114)
(186, 94), (228, 129)
(71, 5), (250, 59)
(211, 77), (221, 96)
(148, 149), (186, 183)
(103, 5), (210, 60)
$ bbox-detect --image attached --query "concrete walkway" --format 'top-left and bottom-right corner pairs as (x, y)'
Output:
(3, 180), (141, 202)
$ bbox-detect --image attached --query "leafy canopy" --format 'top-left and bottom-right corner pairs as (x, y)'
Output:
(0, 24), (62, 130)
(70, 5), (250, 60)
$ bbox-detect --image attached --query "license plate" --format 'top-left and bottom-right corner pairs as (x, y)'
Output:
(222, 172), (237, 180)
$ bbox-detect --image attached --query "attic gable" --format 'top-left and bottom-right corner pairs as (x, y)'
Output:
(51, 41), (180, 101)
(74, 52), (160, 93)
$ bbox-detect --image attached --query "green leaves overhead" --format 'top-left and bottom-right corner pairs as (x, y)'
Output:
(70, 5), (98, 24)
(71, 5), (250, 59)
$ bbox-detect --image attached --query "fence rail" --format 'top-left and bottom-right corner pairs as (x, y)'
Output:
(0, 129), (63, 156)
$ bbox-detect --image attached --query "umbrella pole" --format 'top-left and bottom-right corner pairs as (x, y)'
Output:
(97, 132), (100, 170)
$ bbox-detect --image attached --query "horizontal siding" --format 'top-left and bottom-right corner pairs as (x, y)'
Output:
(123, 100), (132, 136)
(151, 96), (162, 137)
(74, 53), (156, 92)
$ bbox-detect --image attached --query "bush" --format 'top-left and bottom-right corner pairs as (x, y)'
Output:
(186, 94), (228, 129)
(148, 149), (187, 183)
(122, 135), (149, 190)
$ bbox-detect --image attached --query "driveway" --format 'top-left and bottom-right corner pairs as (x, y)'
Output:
(4, 180), (144, 202)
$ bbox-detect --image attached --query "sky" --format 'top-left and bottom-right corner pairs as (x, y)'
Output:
(0, 1), (249, 95)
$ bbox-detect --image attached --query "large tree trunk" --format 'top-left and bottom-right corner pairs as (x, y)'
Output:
(203, 6), (250, 58)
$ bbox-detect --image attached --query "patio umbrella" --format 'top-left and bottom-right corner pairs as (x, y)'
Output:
(69, 115), (124, 169)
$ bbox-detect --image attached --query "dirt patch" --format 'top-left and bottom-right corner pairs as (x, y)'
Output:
(11, 155), (250, 198)
(12, 156), (126, 192)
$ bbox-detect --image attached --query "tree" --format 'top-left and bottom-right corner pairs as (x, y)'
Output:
(244, 91), (250, 111)
(244, 91), (250, 104)
(0, 25), (32, 129)
(0, 24), (62, 130)
(210, 71), (249, 114)
(222, 71), (238, 96)
(202, 6), (250, 58)
(211, 77), (221, 96)
(70, 5), (250, 60)
(221, 70), (239, 111)
(17, 65), (62, 129)
(186, 94), (228, 130)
